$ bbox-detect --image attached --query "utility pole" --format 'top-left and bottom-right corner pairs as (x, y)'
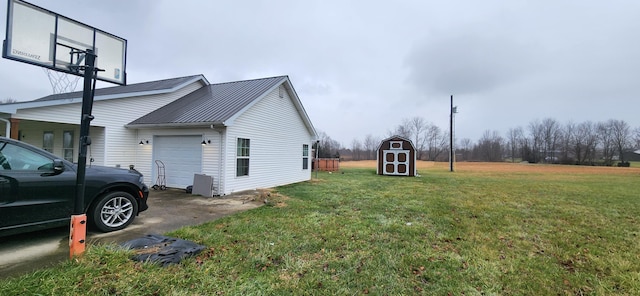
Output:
(449, 95), (458, 172)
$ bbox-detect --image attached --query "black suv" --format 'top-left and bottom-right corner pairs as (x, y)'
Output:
(0, 137), (149, 237)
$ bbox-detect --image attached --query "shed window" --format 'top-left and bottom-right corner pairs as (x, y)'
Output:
(303, 144), (309, 170)
(236, 138), (250, 176)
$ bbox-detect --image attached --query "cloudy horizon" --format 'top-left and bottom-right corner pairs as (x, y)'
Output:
(2, 0), (639, 145)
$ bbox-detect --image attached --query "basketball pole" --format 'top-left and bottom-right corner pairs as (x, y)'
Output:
(70, 49), (97, 258)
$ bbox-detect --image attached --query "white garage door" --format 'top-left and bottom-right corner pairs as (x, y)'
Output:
(153, 135), (202, 189)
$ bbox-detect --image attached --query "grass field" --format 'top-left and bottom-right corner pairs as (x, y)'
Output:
(1, 161), (639, 295)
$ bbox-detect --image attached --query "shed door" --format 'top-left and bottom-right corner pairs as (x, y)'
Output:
(153, 135), (202, 189)
(383, 150), (409, 176)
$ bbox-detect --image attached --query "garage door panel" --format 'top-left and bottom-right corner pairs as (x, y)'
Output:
(153, 136), (202, 189)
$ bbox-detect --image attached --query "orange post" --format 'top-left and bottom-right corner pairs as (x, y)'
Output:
(69, 214), (87, 258)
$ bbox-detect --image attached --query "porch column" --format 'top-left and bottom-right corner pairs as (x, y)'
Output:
(9, 118), (20, 140)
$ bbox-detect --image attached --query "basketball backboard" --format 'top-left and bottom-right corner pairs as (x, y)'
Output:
(3, 0), (127, 85)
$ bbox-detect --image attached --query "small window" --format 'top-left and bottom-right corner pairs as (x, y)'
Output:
(43, 131), (54, 153)
(302, 144), (309, 170)
(63, 131), (74, 162)
(236, 138), (250, 176)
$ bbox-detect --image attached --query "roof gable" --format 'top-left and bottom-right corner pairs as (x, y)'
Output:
(127, 75), (317, 139)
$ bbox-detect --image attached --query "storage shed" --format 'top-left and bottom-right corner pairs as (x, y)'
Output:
(376, 135), (417, 176)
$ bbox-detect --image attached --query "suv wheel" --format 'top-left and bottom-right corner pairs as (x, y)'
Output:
(91, 191), (138, 232)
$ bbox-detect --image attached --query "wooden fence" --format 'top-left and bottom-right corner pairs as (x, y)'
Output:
(313, 158), (340, 172)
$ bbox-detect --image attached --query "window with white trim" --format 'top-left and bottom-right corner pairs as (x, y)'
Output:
(236, 138), (250, 176)
(62, 130), (74, 162)
(302, 144), (309, 170)
(43, 131), (54, 153)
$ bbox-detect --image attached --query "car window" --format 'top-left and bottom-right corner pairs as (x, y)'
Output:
(0, 142), (54, 171)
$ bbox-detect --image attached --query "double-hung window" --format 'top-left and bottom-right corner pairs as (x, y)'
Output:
(302, 144), (309, 170)
(236, 138), (250, 176)
(62, 131), (74, 162)
(43, 131), (54, 153)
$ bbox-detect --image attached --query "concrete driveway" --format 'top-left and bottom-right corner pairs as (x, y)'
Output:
(0, 188), (263, 279)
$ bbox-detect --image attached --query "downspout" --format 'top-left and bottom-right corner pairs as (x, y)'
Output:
(210, 124), (224, 195)
(0, 118), (10, 137)
(219, 129), (224, 195)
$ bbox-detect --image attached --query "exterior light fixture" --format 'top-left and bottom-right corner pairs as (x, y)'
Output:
(201, 139), (211, 145)
(139, 140), (149, 145)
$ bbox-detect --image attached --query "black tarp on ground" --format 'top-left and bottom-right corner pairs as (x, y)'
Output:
(121, 234), (206, 266)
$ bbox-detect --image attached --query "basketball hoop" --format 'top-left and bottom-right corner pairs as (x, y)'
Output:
(43, 68), (82, 94)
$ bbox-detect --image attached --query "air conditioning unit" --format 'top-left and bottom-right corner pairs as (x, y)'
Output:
(192, 174), (214, 197)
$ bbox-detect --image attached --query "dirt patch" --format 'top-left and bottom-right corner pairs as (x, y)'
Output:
(260, 190), (290, 208)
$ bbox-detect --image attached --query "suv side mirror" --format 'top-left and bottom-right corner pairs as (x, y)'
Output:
(53, 159), (65, 173)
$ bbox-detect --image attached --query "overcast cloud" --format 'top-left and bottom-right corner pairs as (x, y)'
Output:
(1, 1), (639, 145)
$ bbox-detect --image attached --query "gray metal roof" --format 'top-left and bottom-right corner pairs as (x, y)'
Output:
(34, 75), (207, 102)
(127, 76), (288, 127)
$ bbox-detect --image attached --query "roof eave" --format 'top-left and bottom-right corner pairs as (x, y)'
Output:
(125, 121), (225, 129)
(0, 75), (209, 115)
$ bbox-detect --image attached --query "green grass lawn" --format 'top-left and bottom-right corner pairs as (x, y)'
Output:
(2, 165), (639, 295)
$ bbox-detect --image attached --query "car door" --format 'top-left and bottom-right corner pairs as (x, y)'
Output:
(0, 141), (75, 230)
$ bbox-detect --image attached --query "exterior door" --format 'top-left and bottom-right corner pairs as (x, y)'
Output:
(383, 150), (410, 176)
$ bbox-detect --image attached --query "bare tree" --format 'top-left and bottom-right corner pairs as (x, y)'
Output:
(363, 134), (379, 160)
(610, 119), (631, 164)
(317, 131), (341, 158)
(390, 119), (412, 139)
(527, 119), (544, 163)
(634, 127), (640, 150)
(541, 118), (562, 163)
(583, 121), (599, 164)
(597, 121), (616, 166)
(425, 124), (446, 161)
(406, 117), (429, 159)
(474, 130), (504, 161)
(507, 127), (524, 162)
(457, 138), (472, 161)
(350, 138), (363, 161)
(560, 121), (576, 164)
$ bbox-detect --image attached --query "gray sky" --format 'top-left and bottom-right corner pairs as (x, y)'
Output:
(2, 1), (639, 145)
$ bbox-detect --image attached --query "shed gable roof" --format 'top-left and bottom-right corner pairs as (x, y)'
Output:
(376, 135), (417, 152)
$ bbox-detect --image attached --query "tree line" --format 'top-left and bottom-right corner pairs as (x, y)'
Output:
(316, 116), (640, 166)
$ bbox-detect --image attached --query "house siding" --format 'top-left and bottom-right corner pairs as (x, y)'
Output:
(8, 121), (106, 165)
(222, 84), (314, 194)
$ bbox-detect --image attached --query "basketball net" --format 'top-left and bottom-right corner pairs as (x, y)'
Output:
(44, 68), (82, 94)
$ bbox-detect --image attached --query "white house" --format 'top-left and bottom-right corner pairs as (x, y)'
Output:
(0, 75), (318, 195)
